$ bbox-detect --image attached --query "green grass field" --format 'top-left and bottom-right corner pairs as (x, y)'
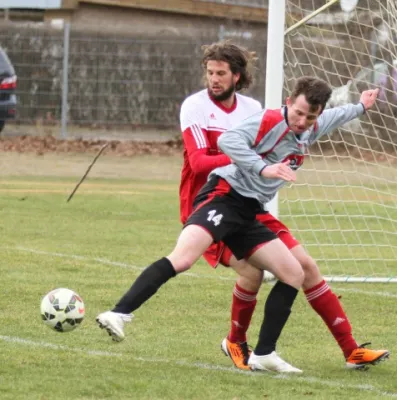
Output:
(0, 153), (396, 399)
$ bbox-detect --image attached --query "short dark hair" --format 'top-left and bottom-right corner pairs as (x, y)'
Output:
(290, 76), (332, 112)
(201, 41), (257, 91)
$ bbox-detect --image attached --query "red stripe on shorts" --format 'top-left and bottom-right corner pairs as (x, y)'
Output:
(193, 178), (231, 214)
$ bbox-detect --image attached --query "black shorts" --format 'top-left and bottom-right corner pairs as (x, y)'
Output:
(185, 176), (277, 261)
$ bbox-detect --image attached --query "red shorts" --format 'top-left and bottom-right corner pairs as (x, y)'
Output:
(202, 213), (300, 268)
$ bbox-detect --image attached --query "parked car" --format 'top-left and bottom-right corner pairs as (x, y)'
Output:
(0, 47), (17, 132)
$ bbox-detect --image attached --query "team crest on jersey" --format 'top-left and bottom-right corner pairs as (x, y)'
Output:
(210, 113), (216, 120)
(283, 154), (304, 170)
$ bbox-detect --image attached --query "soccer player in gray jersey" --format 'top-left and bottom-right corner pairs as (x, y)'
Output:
(211, 76), (389, 370)
(97, 76), (389, 372)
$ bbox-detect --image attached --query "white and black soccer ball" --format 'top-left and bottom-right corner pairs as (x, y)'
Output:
(40, 288), (85, 332)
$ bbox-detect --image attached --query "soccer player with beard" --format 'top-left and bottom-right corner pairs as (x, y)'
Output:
(179, 42), (272, 370)
(97, 44), (390, 371)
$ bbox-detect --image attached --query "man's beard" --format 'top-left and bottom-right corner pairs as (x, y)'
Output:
(209, 83), (236, 102)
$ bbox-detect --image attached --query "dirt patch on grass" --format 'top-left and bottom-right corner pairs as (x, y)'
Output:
(1, 135), (396, 186)
(0, 135), (183, 156)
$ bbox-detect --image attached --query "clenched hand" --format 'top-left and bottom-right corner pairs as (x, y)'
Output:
(359, 88), (379, 111)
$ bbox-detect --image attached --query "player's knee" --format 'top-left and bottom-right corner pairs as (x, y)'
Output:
(294, 266), (305, 287)
(301, 254), (317, 271)
(301, 256), (321, 282)
(283, 261), (304, 288)
(232, 260), (263, 291)
(166, 253), (194, 273)
(237, 271), (263, 292)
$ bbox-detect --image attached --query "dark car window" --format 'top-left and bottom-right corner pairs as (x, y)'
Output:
(0, 48), (15, 76)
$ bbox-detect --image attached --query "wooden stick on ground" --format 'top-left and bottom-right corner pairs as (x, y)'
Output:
(66, 142), (109, 203)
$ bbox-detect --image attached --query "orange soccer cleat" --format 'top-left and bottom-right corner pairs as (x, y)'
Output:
(221, 337), (252, 370)
(346, 342), (390, 370)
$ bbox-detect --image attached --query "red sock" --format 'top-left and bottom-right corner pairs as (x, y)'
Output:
(305, 280), (358, 358)
(228, 283), (257, 343)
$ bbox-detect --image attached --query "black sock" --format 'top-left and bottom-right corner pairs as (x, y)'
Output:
(254, 281), (298, 356)
(112, 257), (176, 314)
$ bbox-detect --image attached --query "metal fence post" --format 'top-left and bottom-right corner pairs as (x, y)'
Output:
(218, 25), (225, 41)
(61, 22), (70, 139)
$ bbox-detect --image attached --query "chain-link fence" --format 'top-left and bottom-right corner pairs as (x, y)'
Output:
(0, 22), (267, 139)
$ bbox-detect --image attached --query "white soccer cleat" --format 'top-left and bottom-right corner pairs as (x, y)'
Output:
(248, 351), (303, 373)
(96, 311), (133, 342)
(263, 271), (276, 283)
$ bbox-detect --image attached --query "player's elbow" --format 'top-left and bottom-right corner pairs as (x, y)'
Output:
(190, 160), (208, 176)
(189, 155), (211, 176)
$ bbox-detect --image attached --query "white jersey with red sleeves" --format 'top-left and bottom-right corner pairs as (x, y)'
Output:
(179, 89), (262, 223)
(212, 103), (365, 206)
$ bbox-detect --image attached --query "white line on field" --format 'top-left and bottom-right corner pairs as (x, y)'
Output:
(0, 335), (395, 397)
(6, 246), (397, 298)
(7, 246), (236, 281)
(335, 288), (397, 298)
(0, 335), (121, 357)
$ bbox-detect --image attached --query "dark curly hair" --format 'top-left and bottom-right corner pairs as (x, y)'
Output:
(201, 41), (257, 91)
(290, 76), (332, 112)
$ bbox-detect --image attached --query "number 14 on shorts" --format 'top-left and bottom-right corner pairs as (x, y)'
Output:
(207, 210), (223, 226)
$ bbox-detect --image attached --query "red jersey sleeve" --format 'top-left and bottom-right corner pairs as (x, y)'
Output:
(182, 125), (230, 175)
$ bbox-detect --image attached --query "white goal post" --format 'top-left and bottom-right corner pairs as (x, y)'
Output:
(266, 0), (397, 283)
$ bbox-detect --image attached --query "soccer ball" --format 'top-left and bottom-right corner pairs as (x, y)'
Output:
(40, 288), (85, 332)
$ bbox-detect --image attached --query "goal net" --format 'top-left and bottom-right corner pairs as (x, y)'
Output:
(282, 0), (397, 282)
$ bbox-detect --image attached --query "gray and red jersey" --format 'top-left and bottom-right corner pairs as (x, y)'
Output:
(212, 103), (365, 206)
